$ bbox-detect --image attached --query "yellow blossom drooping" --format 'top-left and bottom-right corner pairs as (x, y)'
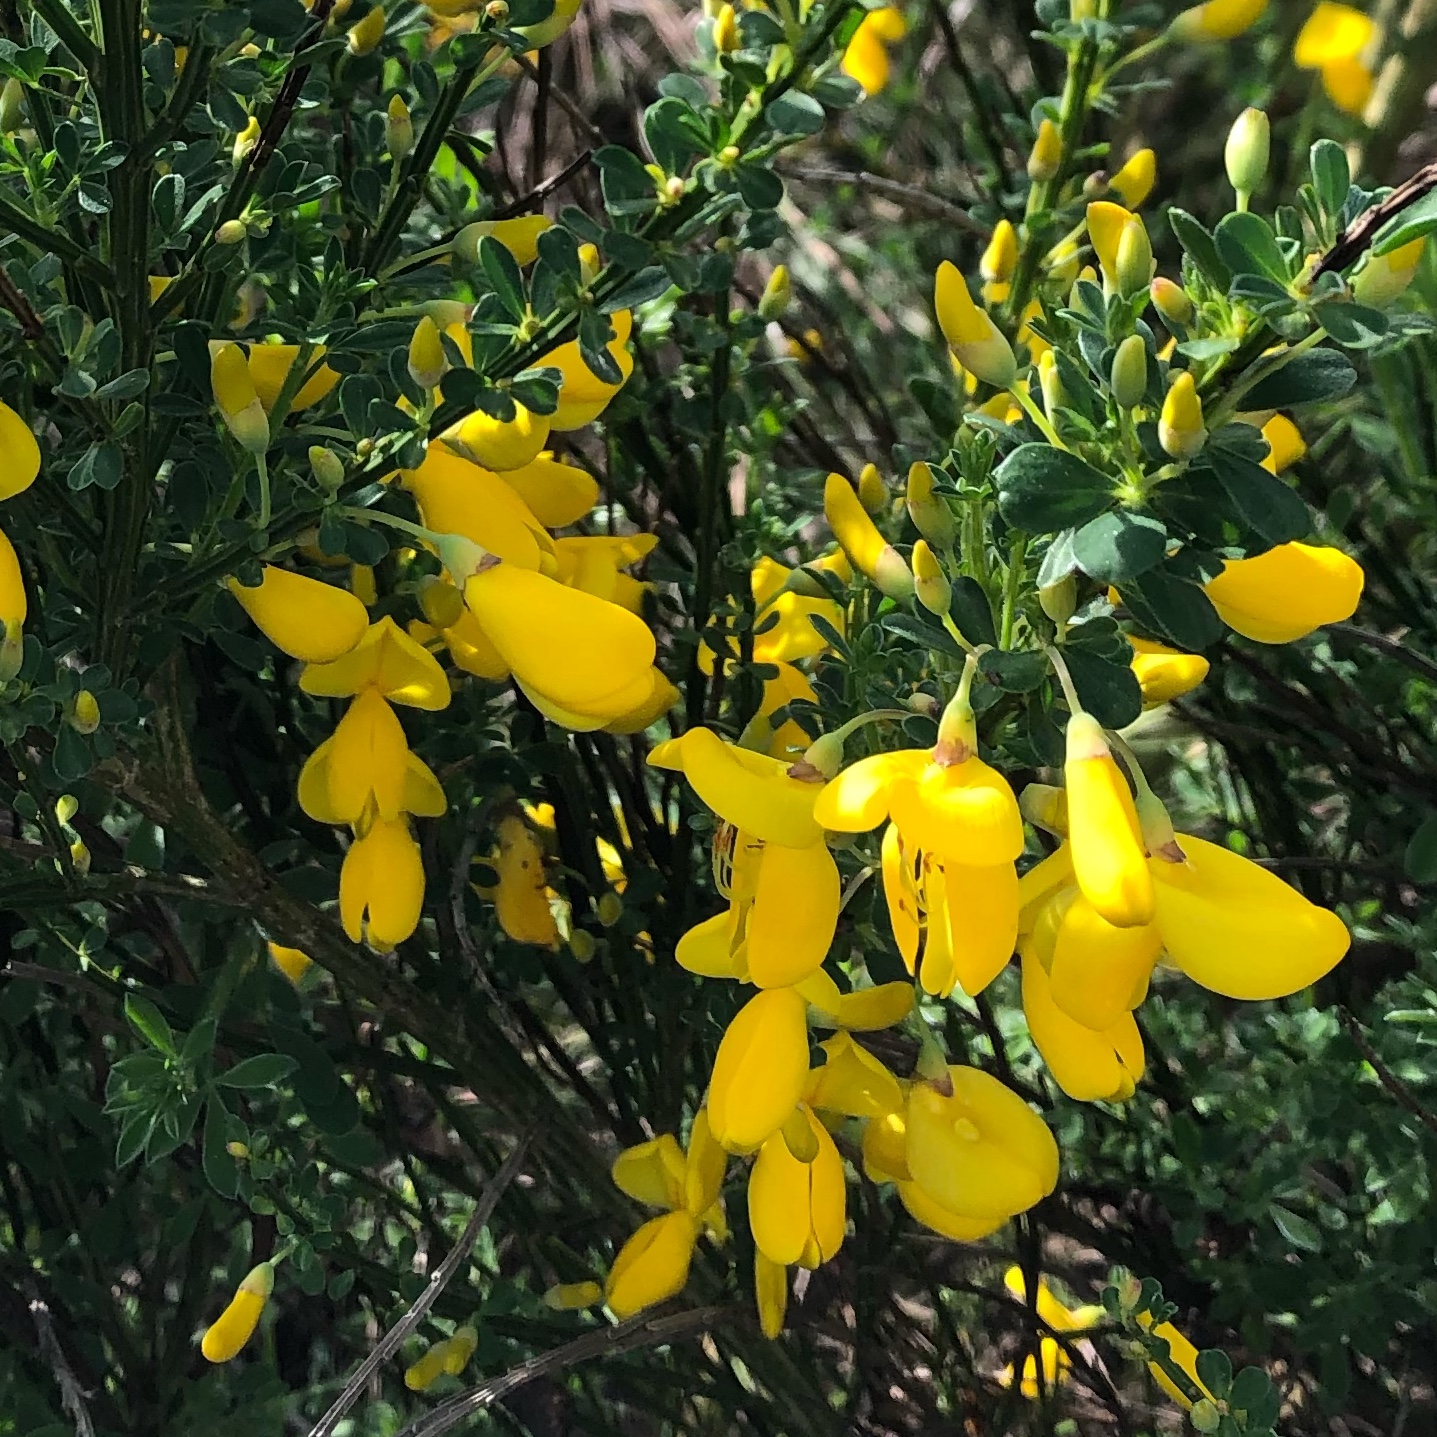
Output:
(706, 986), (811, 1153)
(604, 1210), (700, 1318)
(443, 397), (551, 473)
(0, 399), (41, 499)
(268, 942), (314, 986)
(454, 214), (554, 267)
(227, 566), (369, 663)
(1001, 1266), (1105, 1398)
(404, 1326), (479, 1390)
(539, 310), (636, 431)
(1168, 0), (1266, 41)
(934, 261), (1017, 389)
(339, 814), (426, 950)
(497, 452), (599, 528)
(485, 812), (559, 949)
(1294, 3), (1376, 116)
(1203, 541), (1364, 643)
(301, 615), (452, 710)
(201, 1262), (273, 1362)
(1127, 635), (1209, 708)
(747, 1107), (846, 1268)
(841, 7), (905, 97)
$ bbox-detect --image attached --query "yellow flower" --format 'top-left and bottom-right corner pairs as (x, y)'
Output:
(0, 526), (27, 680)
(748, 1107), (846, 1268)
(1109, 148), (1156, 208)
(1260, 414), (1306, 474)
(1084, 201), (1135, 293)
(483, 812), (559, 948)
(497, 451), (599, 528)
(544, 1280), (604, 1310)
(210, 342), (270, 454)
(805, 1031), (905, 1119)
(347, 3), (385, 54)
(712, 1), (739, 51)
(1353, 237), (1426, 308)
(1139, 1314), (1213, 1407)
(268, 942), (313, 986)
(734, 551), (851, 665)
(934, 261), (1017, 388)
(1169, 0), (1266, 41)
(400, 441), (548, 569)
(201, 1262), (273, 1362)
(1063, 711), (1154, 928)
(409, 604), (511, 681)
(1127, 635), (1209, 708)
(538, 310), (635, 431)
(1203, 541), (1364, 643)
(408, 314), (446, 390)
(605, 1210), (699, 1318)
(515, 0), (583, 48)
(706, 986), (812, 1153)
(980, 219), (1019, 306)
(1158, 370), (1206, 460)
(442, 398), (551, 473)
(404, 1326), (479, 1389)
(905, 1066), (1059, 1221)
(797, 970), (915, 1032)
(1001, 1266), (1105, 1399)
(1295, 4), (1376, 116)
(841, 7), (905, 97)
(823, 472), (914, 601)
(339, 815), (426, 950)
(1027, 117), (1062, 183)
(454, 214), (553, 266)
(551, 533), (656, 611)
(227, 566), (369, 663)
(212, 340), (340, 413)
(0, 398), (41, 499)
(301, 615), (451, 711)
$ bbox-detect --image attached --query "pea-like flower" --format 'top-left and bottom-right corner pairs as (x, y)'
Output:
(706, 986), (812, 1153)
(268, 942), (313, 986)
(339, 814), (426, 950)
(538, 310), (635, 431)
(1168, 0), (1266, 41)
(747, 1106), (846, 1268)
(841, 6), (905, 97)
(1001, 1266), (1104, 1399)
(404, 1326), (478, 1390)
(1203, 541), (1364, 643)
(1127, 636), (1209, 708)
(823, 472), (914, 600)
(934, 262), (1017, 389)
(0, 398), (41, 499)
(1294, 3), (1376, 116)
(228, 565), (369, 664)
(0, 526), (27, 682)
(201, 1261), (273, 1363)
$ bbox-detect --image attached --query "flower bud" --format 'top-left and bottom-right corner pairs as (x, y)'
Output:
(347, 4), (385, 54)
(226, 1141), (250, 1158)
(1038, 574), (1077, 626)
(1, 77), (25, 133)
(201, 1262), (274, 1363)
(418, 573), (466, 630)
(1169, 0), (1267, 41)
(1070, 0), (1096, 18)
(69, 689), (101, 735)
(1150, 276), (1194, 326)
(211, 343), (270, 456)
(912, 540), (952, 617)
(1225, 106), (1270, 202)
(857, 462), (887, 515)
(980, 219), (1018, 286)
(596, 890), (623, 927)
(215, 219), (247, 245)
(309, 444), (346, 491)
(712, 2), (739, 51)
(268, 942), (314, 985)
(1037, 349), (1065, 418)
(485, 0), (509, 20)
(934, 262), (1017, 389)
(1353, 237), (1426, 308)
(70, 838), (91, 875)
(55, 794), (79, 826)
(232, 115), (261, 168)
(906, 461), (955, 550)
(386, 94), (413, 159)
(1110, 334), (1148, 410)
(578, 242), (602, 285)
(758, 263), (790, 320)
(1115, 216), (1154, 299)
(1027, 118), (1062, 183)
(1109, 148), (1156, 208)
(1159, 371), (1206, 460)
(545, 1281), (603, 1310)
(408, 314), (447, 390)
(569, 930), (597, 962)
(824, 472), (915, 601)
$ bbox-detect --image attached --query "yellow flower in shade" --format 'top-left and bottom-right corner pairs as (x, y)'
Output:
(463, 563), (658, 724)
(544, 1280), (603, 1310)
(706, 987), (812, 1153)
(538, 310), (635, 431)
(805, 1031), (905, 1120)
(841, 6), (905, 96)
(755, 1251), (788, 1338)
(1260, 414), (1306, 474)
(227, 566), (369, 663)
(213, 341), (340, 413)
(1001, 1266), (1104, 1398)
(404, 1326), (478, 1390)
(1021, 910), (1144, 1101)
(0, 527), (27, 680)
(514, 0), (582, 48)
(823, 473), (914, 601)
(1203, 541), (1364, 643)
(201, 1262), (273, 1362)
(600, 668), (681, 735)
(797, 970), (915, 1033)
(497, 452), (599, 528)
(346, 3), (385, 54)
(1295, 4), (1376, 116)
(1109, 148), (1156, 208)
(442, 398), (551, 473)
(454, 214), (553, 266)
(300, 615), (451, 708)
(905, 1066), (1059, 1221)
(0, 398), (41, 499)
(1353, 237), (1426, 308)
(1169, 0), (1266, 41)
(483, 812), (559, 948)
(934, 262), (1017, 389)
(605, 1210), (700, 1318)
(409, 605), (511, 681)
(339, 814), (425, 950)
(400, 442), (548, 569)
(980, 220), (1019, 307)
(614, 1133), (687, 1209)
(1064, 711), (1154, 929)
(1127, 635), (1209, 708)
(897, 1176), (1009, 1242)
(552, 533), (656, 612)
(268, 942), (313, 986)
(408, 315), (446, 391)
(210, 342), (270, 454)
(732, 551), (851, 666)
(1138, 1313), (1212, 1407)
(748, 1107), (846, 1269)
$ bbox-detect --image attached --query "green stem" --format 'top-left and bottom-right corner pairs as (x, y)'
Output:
(1206, 328), (1326, 429)
(26, 0), (100, 67)
(1000, 534), (1028, 649)
(255, 452), (271, 531)
(1010, 379), (1066, 449)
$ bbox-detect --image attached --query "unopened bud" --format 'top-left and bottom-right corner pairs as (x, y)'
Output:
(1038, 349), (1065, 417)
(309, 445), (345, 491)
(980, 219), (1018, 286)
(712, 1), (739, 51)
(386, 94), (413, 159)
(1150, 276), (1194, 327)
(568, 930), (596, 962)
(1070, 0), (1096, 18)
(912, 540), (952, 617)
(1353, 237), (1426, 308)
(1115, 217), (1154, 299)
(1027, 118), (1062, 183)
(934, 262), (1017, 389)
(69, 689), (101, 735)
(70, 838), (91, 875)
(577, 243), (601, 285)
(906, 461), (955, 550)
(347, 4), (385, 54)
(1225, 106), (1270, 203)
(1109, 148), (1156, 208)
(55, 794), (79, 826)
(596, 891), (623, 926)
(408, 314), (447, 390)
(226, 1141), (251, 1158)
(216, 219), (247, 245)
(419, 574), (465, 630)
(0, 77), (24, 133)
(857, 462), (886, 514)
(1158, 371), (1206, 460)
(232, 115), (260, 168)
(663, 175), (685, 204)
(758, 264), (790, 320)
(1038, 574), (1077, 626)
(1110, 333), (1148, 410)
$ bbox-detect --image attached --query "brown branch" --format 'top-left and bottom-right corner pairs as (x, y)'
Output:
(493, 148), (595, 219)
(780, 164), (989, 235)
(1339, 1008), (1437, 1139)
(1312, 158), (1437, 281)
(25, 1280), (96, 1437)
(0, 263), (44, 340)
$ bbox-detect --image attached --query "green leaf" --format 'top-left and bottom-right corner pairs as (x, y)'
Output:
(594, 145), (656, 217)
(1312, 299), (1389, 349)
(1372, 187), (1437, 256)
(53, 722), (93, 780)
(115, 1112), (155, 1167)
(1243, 348), (1356, 409)
(1064, 649), (1142, 729)
(643, 96), (707, 174)
(735, 163), (784, 211)
(1270, 1204), (1322, 1252)
(950, 576), (997, 648)
(1168, 208), (1230, 290)
(1194, 1347), (1233, 1399)
(478, 236), (526, 322)
(1309, 139), (1349, 220)
(1201, 450), (1309, 545)
(979, 650), (1048, 693)
(1230, 1367), (1279, 1426)
(216, 1053), (298, 1089)
(600, 266), (674, 312)
(995, 444), (1116, 532)
(1120, 566), (1223, 651)
(765, 91), (825, 136)
(95, 368), (150, 401)
(203, 1098), (239, 1198)
(1403, 814), (1437, 882)
(1215, 211), (1290, 285)
(1070, 509), (1167, 584)
(125, 994), (177, 1056)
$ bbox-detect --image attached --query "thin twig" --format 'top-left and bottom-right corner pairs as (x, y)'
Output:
(395, 1306), (728, 1437)
(514, 54), (606, 144)
(305, 1125), (539, 1437)
(1339, 1008), (1437, 1139)
(781, 164), (988, 235)
(0, 263), (45, 339)
(1312, 158), (1437, 280)
(25, 1280), (96, 1437)
(493, 148), (595, 219)
(1325, 621), (1437, 685)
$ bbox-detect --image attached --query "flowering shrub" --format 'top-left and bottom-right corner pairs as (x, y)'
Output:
(2, 0), (1437, 1431)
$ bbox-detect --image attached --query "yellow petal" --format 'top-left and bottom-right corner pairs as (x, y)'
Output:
(1018, 846), (1075, 936)
(1204, 542), (1364, 643)
(881, 822), (921, 971)
(888, 758), (1024, 866)
(747, 1109), (845, 1268)
(200, 1264), (272, 1363)
(612, 1133), (686, 1209)
(746, 841), (840, 987)
(1048, 892), (1162, 1031)
(441, 398), (550, 472)
(813, 750), (926, 832)
(941, 860), (1020, 996)
(896, 1180), (1007, 1241)
(268, 942), (313, 986)
(339, 816), (425, 950)
(605, 1210), (699, 1319)
(1260, 415), (1306, 475)
(401, 442), (544, 568)
(491, 812), (559, 947)
(301, 616), (451, 709)
(707, 987), (811, 1154)
(755, 1252), (788, 1339)
(1295, 2), (1375, 67)
(807, 1032), (904, 1119)
(498, 452), (599, 527)
(228, 566), (369, 663)
(684, 1108), (728, 1217)
(242, 342), (339, 412)
(676, 908), (747, 979)
(1128, 635), (1210, 708)
(603, 669), (680, 735)
(0, 399), (41, 499)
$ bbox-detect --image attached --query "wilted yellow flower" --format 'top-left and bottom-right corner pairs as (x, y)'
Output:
(1203, 541), (1364, 643)
(201, 1262), (273, 1362)
(841, 7), (905, 97)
